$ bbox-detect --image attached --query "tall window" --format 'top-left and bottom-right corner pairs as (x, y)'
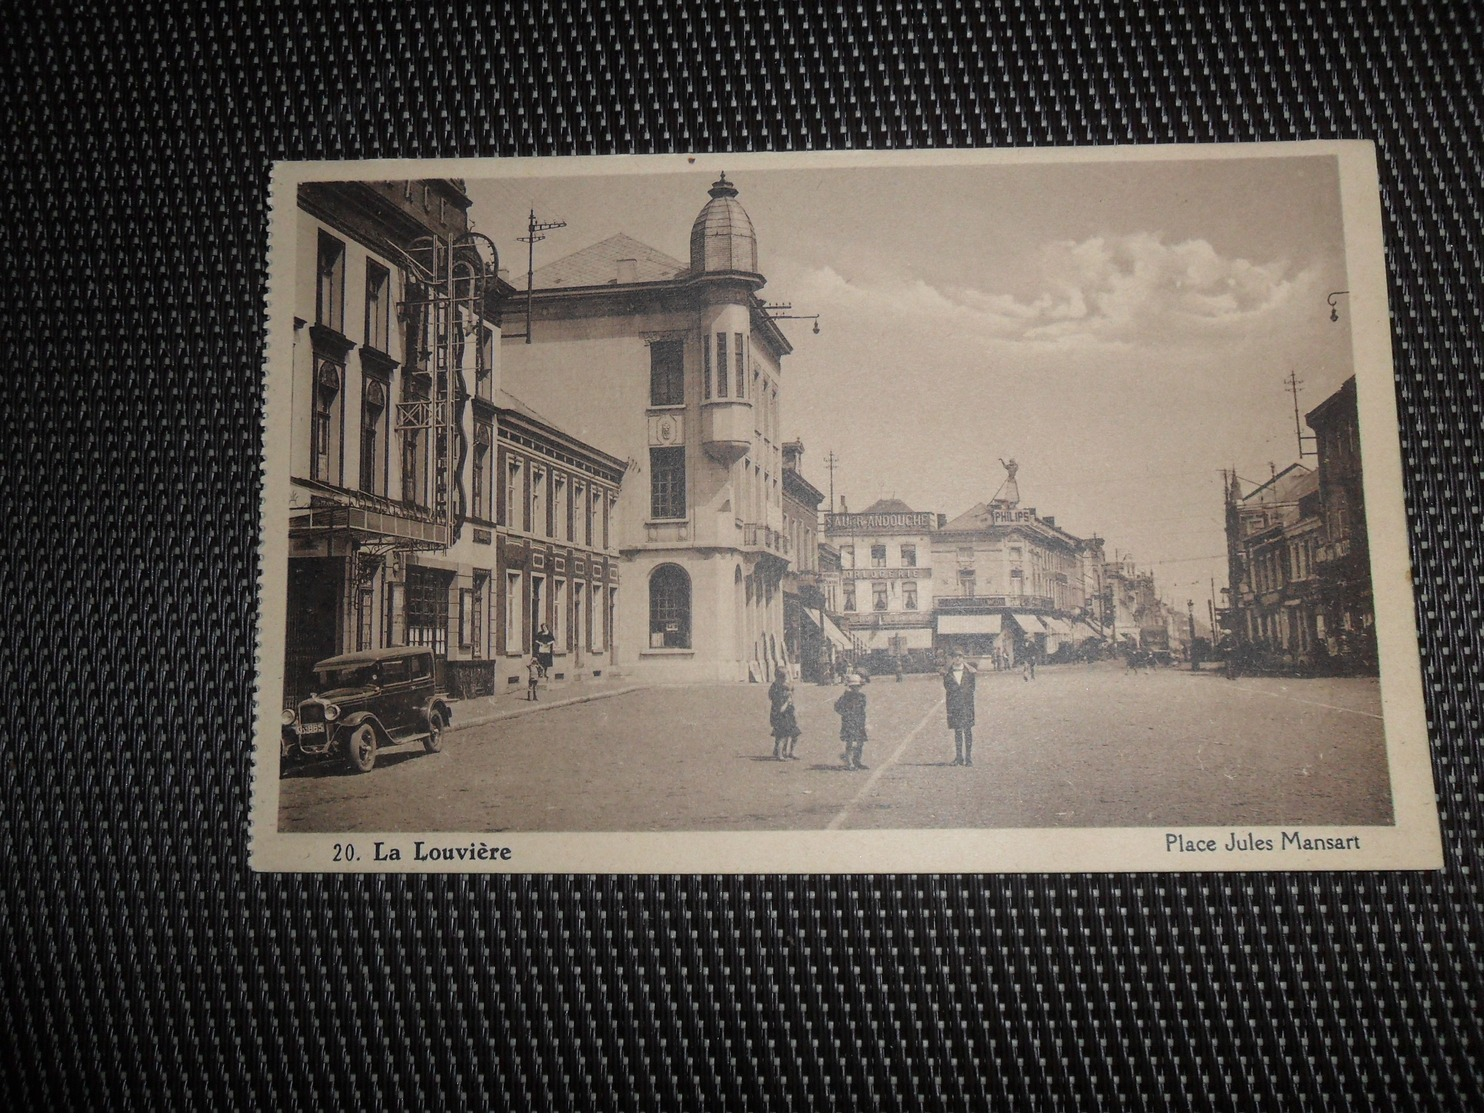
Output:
(554, 475), (568, 540)
(587, 488), (599, 546)
(871, 544), (887, 568)
(406, 566), (450, 657)
(903, 582), (919, 611)
(702, 339), (712, 399)
(573, 582), (586, 652)
(359, 377), (386, 494)
(573, 481), (585, 543)
(356, 588), (374, 651)
(531, 468), (547, 536)
(553, 578), (567, 652)
(734, 335), (745, 398)
(843, 584), (857, 612)
(959, 572), (976, 597)
(476, 326), (493, 400)
(505, 571), (524, 655)
(873, 582), (889, 611)
(650, 340), (684, 406)
(364, 261), (390, 352)
(311, 359), (341, 482)
(650, 447), (686, 519)
(593, 581), (606, 650)
(901, 544), (916, 567)
(715, 332), (728, 396)
(505, 458), (523, 530)
(648, 564), (691, 648)
(316, 233), (345, 332)
(531, 576), (546, 635)
(401, 427), (422, 505)
(471, 425), (491, 520)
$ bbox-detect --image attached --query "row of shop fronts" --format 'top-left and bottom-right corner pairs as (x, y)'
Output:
(1223, 377), (1377, 674)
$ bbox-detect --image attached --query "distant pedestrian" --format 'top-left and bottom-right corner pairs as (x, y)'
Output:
(943, 653), (978, 766)
(769, 667), (801, 760)
(834, 674), (869, 770)
(1022, 649), (1036, 681)
(534, 624), (555, 677)
(526, 657), (542, 700)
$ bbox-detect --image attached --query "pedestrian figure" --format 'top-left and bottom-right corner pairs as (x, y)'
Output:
(1022, 649), (1036, 681)
(769, 667), (801, 760)
(525, 656), (542, 701)
(534, 624), (555, 678)
(943, 653), (978, 766)
(834, 673), (869, 770)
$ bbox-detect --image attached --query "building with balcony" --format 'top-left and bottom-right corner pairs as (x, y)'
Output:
(498, 174), (798, 682)
(781, 441), (842, 680)
(930, 465), (1090, 664)
(824, 499), (939, 661)
(282, 178), (625, 702)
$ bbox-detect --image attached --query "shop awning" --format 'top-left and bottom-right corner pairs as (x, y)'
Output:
(1009, 613), (1045, 633)
(1075, 621), (1104, 640)
(1040, 617), (1073, 636)
(803, 610), (853, 651)
(937, 614), (1002, 635)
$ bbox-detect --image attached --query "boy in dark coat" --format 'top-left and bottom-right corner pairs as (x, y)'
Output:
(834, 674), (869, 770)
(942, 653), (978, 766)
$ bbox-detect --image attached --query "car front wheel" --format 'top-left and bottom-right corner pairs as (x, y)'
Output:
(423, 712), (445, 754)
(346, 724), (378, 773)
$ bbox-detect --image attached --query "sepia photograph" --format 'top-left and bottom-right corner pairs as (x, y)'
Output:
(252, 143), (1440, 872)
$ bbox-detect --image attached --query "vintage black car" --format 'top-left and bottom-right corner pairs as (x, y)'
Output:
(281, 647), (453, 773)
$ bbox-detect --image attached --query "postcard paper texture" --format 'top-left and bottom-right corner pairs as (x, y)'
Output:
(251, 143), (1441, 872)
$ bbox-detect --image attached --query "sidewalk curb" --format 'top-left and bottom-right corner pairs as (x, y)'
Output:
(448, 684), (649, 733)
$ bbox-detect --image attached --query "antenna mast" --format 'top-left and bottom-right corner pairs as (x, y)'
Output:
(1285, 371), (1317, 459)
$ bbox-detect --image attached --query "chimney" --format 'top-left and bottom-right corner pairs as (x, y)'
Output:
(1044, 515), (1056, 528)
(937, 513), (947, 528)
(840, 496), (848, 514)
(616, 258), (637, 284)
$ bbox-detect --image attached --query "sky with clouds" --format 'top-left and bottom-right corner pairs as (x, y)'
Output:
(467, 152), (1355, 615)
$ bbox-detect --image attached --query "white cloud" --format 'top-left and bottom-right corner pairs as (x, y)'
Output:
(784, 233), (1308, 349)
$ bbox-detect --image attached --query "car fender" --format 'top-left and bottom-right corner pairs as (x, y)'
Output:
(336, 710), (390, 746)
(423, 695), (453, 727)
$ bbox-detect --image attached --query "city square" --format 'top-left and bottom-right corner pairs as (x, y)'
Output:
(278, 662), (1392, 834)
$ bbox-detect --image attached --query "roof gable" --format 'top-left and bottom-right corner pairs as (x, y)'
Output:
(531, 233), (689, 289)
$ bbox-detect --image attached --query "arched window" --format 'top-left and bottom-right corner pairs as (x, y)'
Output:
(649, 564), (692, 649)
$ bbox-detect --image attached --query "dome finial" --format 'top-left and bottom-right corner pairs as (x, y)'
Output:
(708, 172), (739, 199)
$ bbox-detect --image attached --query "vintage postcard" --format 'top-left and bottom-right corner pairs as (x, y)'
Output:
(251, 143), (1441, 872)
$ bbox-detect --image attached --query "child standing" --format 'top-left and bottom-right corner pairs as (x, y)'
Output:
(768, 667), (801, 760)
(834, 673), (869, 770)
(526, 657), (542, 701)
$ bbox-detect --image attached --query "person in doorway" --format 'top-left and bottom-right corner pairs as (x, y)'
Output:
(943, 652), (978, 766)
(525, 656), (542, 701)
(768, 667), (801, 760)
(534, 624), (555, 678)
(834, 674), (869, 770)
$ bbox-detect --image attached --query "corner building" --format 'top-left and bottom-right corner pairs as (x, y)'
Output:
(500, 176), (796, 682)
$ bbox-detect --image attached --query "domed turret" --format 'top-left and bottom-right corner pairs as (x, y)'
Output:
(689, 173), (759, 275)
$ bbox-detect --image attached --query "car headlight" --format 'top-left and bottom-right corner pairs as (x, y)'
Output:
(281, 708), (296, 726)
(323, 704), (341, 721)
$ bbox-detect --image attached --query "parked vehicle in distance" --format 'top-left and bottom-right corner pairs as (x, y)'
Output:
(281, 647), (452, 774)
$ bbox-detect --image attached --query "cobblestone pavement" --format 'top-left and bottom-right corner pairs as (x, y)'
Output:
(276, 661), (1393, 833)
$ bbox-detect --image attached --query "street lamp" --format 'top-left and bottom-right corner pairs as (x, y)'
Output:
(1327, 290), (1349, 322)
(1188, 598), (1198, 670)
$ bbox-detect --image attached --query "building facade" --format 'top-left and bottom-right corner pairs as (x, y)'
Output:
(283, 179), (623, 702)
(499, 175), (797, 682)
(781, 441), (835, 680)
(931, 477), (1088, 663)
(1306, 377), (1377, 671)
(824, 499), (939, 660)
(1224, 463), (1325, 669)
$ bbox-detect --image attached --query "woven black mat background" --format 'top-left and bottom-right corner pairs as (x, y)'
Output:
(3, 0), (1481, 1109)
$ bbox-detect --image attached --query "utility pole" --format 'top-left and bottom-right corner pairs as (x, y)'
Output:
(1188, 598), (1198, 669)
(823, 450), (840, 514)
(1285, 371), (1317, 459)
(517, 208), (566, 344)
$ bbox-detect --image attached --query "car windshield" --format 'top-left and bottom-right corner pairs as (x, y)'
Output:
(315, 663), (384, 690)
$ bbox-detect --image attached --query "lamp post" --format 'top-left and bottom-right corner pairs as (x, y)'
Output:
(1327, 290), (1349, 322)
(1188, 598), (1198, 670)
